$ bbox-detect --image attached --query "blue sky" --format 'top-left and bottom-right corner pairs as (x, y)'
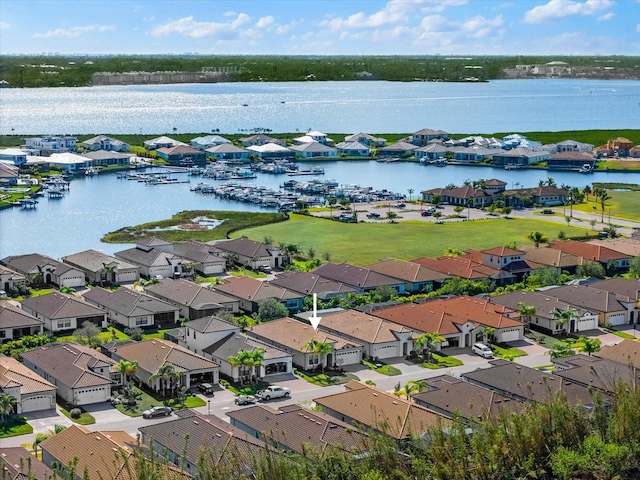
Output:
(1, 0), (639, 55)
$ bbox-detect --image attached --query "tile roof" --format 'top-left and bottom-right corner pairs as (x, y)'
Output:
(0, 447), (52, 480)
(204, 332), (290, 361)
(114, 247), (180, 268)
(552, 354), (640, 394)
(205, 143), (247, 154)
(21, 342), (115, 389)
(412, 374), (523, 421)
(314, 380), (447, 439)
(595, 339), (640, 369)
(541, 284), (632, 313)
(312, 262), (402, 289)
(522, 246), (585, 269)
(156, 145), (202, 155)
(144, 278), (237, 309)
(83, 287), (178, 317)
(247, 317), (361, 352)
(370, 303), (474, 335)
(227, 403), (368, 454)
(481, 246), (521, 257)
(585, 238), (640, 257)
(0, 302), (43, 330)
(587, 278), (640, 300)
(491, 290), (592, 319)
(319, 309), (416, 344)
(20, 292), (106, 320)
(211, 237), (276, 258)
(1, 253), (79, 277)
(270, 270), (357, 296)
(548, 240), (631, 262)
(109, 338), (218, 375)
(173, 241), (226, 265)
(419, 296), (522, 329)
(183, 315), (239, 334)
(0, 356), (56, 394)
(411, 256), (500, 280)
(62, 249), (138, 273)
(213, 276), (301, 302)
(365, 258), (451, 283)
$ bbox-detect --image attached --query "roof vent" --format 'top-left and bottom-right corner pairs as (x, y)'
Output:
(193, 421), (199, 425)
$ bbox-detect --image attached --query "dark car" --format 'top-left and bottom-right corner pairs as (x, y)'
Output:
(366, 212), (381, 219)
(421, 211), (432, 216)
(142, 406), (172, 419)
(197, 383), (214, 395)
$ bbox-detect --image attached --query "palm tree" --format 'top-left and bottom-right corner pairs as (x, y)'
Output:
(316, 341), (334, 373)
(599, 189), (610, 223)
(246, 348), (266, 383)
(407, 188), (414, 203)
(327, 196), (337, 217)
(148, 364), (177, 397)
(576, 336), (602, 356)
(551, 308), (578, 336)
(482, 327), (496, 344)
(431, 194), (442, 208)
(549, 341), (575, 359)
(0, 393), (16, 426)
(528, 231), (548, 248)
(303, 339), (320, 371)
(517, 302), (536, 319)
(466, 197), (473, 219)
(227, 353), (245, 383)
(444, 248), (463, 257)
(99, 263), (117, 286)
(414, 332), (446, 362)
(394, 380), (428, 401)
(116, 360), (139, 385)
(583, 185), (592, 201)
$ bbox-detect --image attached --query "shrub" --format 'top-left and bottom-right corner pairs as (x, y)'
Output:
(70, 408), (82, 419)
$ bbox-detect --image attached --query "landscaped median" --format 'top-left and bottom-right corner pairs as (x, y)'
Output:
(295, 369), (360, 386)
(0, 415), (33, 438)
(59, 405), (95, 425)
(112, 385), (205, 417)
(361, 359), (401, 376)
(419, 352), (464, 370)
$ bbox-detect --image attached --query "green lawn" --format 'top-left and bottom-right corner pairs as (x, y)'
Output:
(113, 386), (164, 417)
(229, 268), (267, 279)
(362, 359), (402, 376)
(59, 406), (95, 425)
(419, 353), (464, 370)
(56, 328), (130, 344)
(571, 191), (640, 222)
(142, 328), (172, 340)
(234, 214), (592, 265)
(0, 416), (33, 438)
(491, 344), (527, 359)
(169, 396), (206, 409)
(297, 370), (360, 386)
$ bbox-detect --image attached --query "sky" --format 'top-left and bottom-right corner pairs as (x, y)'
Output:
(0, 0), (639, 56)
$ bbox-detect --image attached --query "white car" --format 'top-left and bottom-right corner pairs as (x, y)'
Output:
(471, 342), (493, 359)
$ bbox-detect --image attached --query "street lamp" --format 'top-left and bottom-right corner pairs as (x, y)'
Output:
(207, 399), (211, 415)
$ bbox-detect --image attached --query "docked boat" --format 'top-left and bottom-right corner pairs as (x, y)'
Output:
(434, 159), (448, 167)
(580, 163), (594, 174)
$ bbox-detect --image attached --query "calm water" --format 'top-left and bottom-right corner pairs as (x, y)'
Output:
(1, 163), (639, 259)
(1, 79), (640, 135)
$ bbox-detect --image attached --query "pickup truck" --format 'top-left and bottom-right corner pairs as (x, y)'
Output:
(256, 385), (291, 401)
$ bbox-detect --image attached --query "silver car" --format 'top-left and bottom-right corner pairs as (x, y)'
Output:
(142, 406), (172, 418)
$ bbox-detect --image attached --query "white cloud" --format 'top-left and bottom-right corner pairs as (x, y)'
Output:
(597, 12), (614, 20)
(637, 24), (640, 32)
(416, 14), (502, 42)
(524, 0), (614, 24)
(33, 25), (115, 39)
(462, 14), (503, 38)
(0, 21), (10, 29)
(150, 14), (250, 39)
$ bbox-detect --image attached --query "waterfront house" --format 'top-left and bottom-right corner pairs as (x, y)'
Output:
(548, 240), (631, 270)
(365, 258), (450, 293)
(156, 144), (206, 167)
(414, 143), (449, 160)
(0, 447), (52, 480)
(452, 146), (498, 163)
(143, 136), (184, 150)
(334, 140), (371, 156)
(0, 264), (25, 294)
(205, 143), (250, 161)
(172, 240), (227, 276)
(293, 130), (333, 145)
(376, 141), (416, 158)
(209, 237), (292, 271)
(269, 270), (358, 299)
(190, 134), (231, 150)
(81, 149), (134, 167)
(247, 317), (363, 371)
(312, 262), (405, 294)
(289, 141), (338, 158)
(630, 145), (640, 158)
(239, 134), (286, 147)
(83, 286), (180, 329)
(420, 185), (493, 207)
(108, 338), (220, 389)
(1, 253), (86, 288)
(547, 151), (595, 170)
(21, 342), (117, 406)
(555, 139), (594, 153)
(491, 290), (599, 334)
(81, 135), (130, 152)
(0, 162), (19, 186)
(344, 132), (387, 147)
(212, 276), (304, 314)
(227, 403), (368, 455)
(411, 128), (449, 146)
(595, 137), (634, 157)
(462, 359), (597, 408)
(0, 302), (43, 341)
(24, 136), (77, 156)
(552, 354), (640, 395)
(139, 409), (265, 478)
(491, 147), (550, 167)
(412, 374), (523, 423)
(40, 425), (136, 480)
(62, 249), (140, 284)
(20, 292), (107, 332)
(144, 278), (239, 319)
(0, 356), (56, 413)
(314, 380), (446, 440)
(46, 152), (92, 173)
(0, 148), (29, 167)
(503, 186), (568, 207)
(246, 142), (296, 160)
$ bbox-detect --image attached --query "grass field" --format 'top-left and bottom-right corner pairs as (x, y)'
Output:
(572, 190), (640, 222)
(233, 214), (592, 265)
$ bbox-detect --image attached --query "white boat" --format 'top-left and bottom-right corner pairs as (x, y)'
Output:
(580, 163), (594, 173)
(434, 159), (448, 167)
(85, 166), (100, 176)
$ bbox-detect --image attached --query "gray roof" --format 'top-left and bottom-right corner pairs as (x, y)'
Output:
(20, 292), (106, 320)
(62, 249), (138, 273)
(82, 135), (129, 147)
(210, 237), (279, 259)
(335, 141), (369, 150)
(82, 287), (179, 317)
(0, 302), (43, 329)
(491, 290), (591, 319)
(173, 241), (226, 264)
(270, 270), (358, 296)
(552, 354), (640, 394)
(145, 278), (237, 309)
(183, 315), (239, 334)
(312, 262), (403, 290)
(289, 142), (337, 153)
(205, 143), (248, 154)
(541, 284), (632, 313)
(114, 247), (181, 268)
(204, 332), (290, 361)
(81, 150), (133, 160)
(1, 253), (81, 277)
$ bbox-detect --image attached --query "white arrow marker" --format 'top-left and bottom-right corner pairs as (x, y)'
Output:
(309, 293), (322, 331)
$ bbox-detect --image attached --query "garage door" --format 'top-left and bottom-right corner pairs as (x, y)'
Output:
(336, 350), (361, 366)
(21, 395), (54, 413)
(607, 314), (625, 326)
(500, 330), (521, 342)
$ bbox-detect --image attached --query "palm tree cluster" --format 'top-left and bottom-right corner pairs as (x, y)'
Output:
(148, 364), (181, 397)
(302, 339), (334, 373)
(413, 332), (446, 363)
(227, 348), (266, 384)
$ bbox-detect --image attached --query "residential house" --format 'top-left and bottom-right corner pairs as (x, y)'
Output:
(40, 425), (136, 480)
(269, 270), (358, 300)
(452, 146), (498, 163)
(376, 141), (416, 158)
(81, 135), (130, 152)
(412, 374), (523, 423)
(552, 354), (640, 395)
(108, 338), (219, 390)
(0, 264), (25, 294)
(247, 317), (363, 370)
(178, 315), (240, 354)
(344, 132), (387, 147)
(548, 240), (631, 270)
(411, 128), (449, 146)
(20, 292), (107, 332)
(81, 150), (134, 167)
(289, 142), (338, 158)
(204, 332), (292, 382)
(172, 241), (227, 276)
(540, 284), (636, 327)
(595, 339), (640, 369)
(547, 151), (596, 170)
(365, 258), (450, 293)
(0, 162), (19, 186)
(503, 186), (568, 207)
(0, 148), (29, 167)
(0, 356), (56, 413)
(1, 253), (85, 288)
(143, 136), (184, 150)
(414, 143), (449, 160)
(521, 246), (586, 274)
(205, 143), (250, 161)
(144, 278), (239, 320)
(0, 447), (53, 480)
(246, 142), (296, 160)
(62, 249), (140, 285)
(314, 309), (416, 360)
(311, 262), (405, 293)
(239, 134), (286, 147)
(465, 246), (541, 281)
(555, 139), (594, 153)
(210, 237), (291, 271)
(228, 403), (368, 455)
(420, 185), (493, 208)
(588, 278), (640, 303)
(155, 145), (206, 167)
(24, 136), (77, 156)
(21, 342), (117, 406)
(114, 243), (186, 279)
(83, 287), (180, 329)
(491, 290), (599, 334)
(462, 359), (597, 408)
(411, 255), (509, 284)
(334, 141), (371, 157)
(418, 296), (524, 343)
(491, 147), (550, 167)
(0, 302), (43, 341)
(139, 409), (265, 478)
(314, 380), (446, 440)
(212, 275), (304, 314)
(46, 152), (92, 173)
(595, 137), (634, 157)
(586, 237), (640, 257)
(190, 134), (231, 150)
(293, 130), (333, 145)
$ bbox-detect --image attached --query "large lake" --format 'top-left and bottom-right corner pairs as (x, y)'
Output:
(1, 79), (640, 135)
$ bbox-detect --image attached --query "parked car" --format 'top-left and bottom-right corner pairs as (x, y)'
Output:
(234, 394), (257, 406)
(256, 385), (291, 401)
(338, 214), (355, 222)
(421, 211), (432, 217)
(396, 202), (406, 208)
(471, 342), (494, 359)
(197, 383), (214, 395)
(367, 212), (381, 219)
(142, 406), (172, 419)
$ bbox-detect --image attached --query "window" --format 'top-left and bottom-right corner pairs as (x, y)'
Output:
(135, 318), (148, 326)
